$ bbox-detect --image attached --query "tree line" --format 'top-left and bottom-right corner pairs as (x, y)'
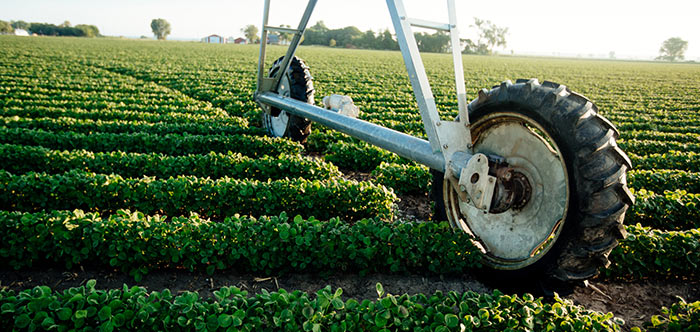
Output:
(242, 18), (509, 55)
(0, 20), (100, 37)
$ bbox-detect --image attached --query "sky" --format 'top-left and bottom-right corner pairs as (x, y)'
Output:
(1, 0), (699, 60)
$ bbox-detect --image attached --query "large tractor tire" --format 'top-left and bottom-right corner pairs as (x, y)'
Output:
(262, 56), (314, 143)
(432, 79), (635, 284)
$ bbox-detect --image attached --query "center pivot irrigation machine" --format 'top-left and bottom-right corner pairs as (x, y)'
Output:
(254, 0), (635, 283)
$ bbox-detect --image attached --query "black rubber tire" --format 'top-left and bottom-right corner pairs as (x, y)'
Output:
(263, 56), (314, 143)
(431, 79), (635, 284)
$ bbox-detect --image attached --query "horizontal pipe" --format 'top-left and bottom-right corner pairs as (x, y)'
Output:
(407, 18), (450, 31)
(263, 26), (299, 34)
(257, 92), (446, 171)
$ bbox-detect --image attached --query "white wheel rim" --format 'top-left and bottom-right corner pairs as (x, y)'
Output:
(445, 112), (570, 269)
(266, 74), (291, 137)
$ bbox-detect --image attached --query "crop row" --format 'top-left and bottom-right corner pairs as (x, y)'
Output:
(2, 105), (233, 125)
(0, 281), (624, 332)
(0, 209), (696, 282)
(627, 189), (700, 231)
(628, 151), (700, 172)
(616, 120), (700, 135)
(0, 144), (341, 181)
(0, 90), (197, 107)
(0, 210), (472, 280)
(371, 162), (432, 195)
(324, 141), (407, 172)
(627, 169), (700, 194)
(605, 223), (700, 280)
(0, 115), (259, 136)
(0, 170), (395, 222)
(621, 129), (700, 144)
(0, 127), (302, 157)
(618, 139), (700, 155)
(2, 98), (223, 116)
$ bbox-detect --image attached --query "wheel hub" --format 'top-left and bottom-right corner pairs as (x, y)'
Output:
(490, 165), (532, 214)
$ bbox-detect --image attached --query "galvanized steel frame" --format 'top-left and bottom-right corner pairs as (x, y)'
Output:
(255, 0), (472, 172)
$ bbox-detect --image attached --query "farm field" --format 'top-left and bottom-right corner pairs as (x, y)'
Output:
(1, 35), (699, 331)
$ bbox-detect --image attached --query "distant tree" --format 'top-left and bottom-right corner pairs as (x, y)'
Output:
(241, 24), (259, 43)
(277, 24), (292, 44)
(609, 51), (616, 59)
(150, 18), (171, 40)
(463, 18), (508, 55)
(330, 26), (362, 48)
(28, 23), (80, 36)
(59, 20), (71, 28)
(75, 24), (100, 37)
(414, 31), (450, 53)
(11, 20), (29, 30)
(302, 21), (329, 45)
(357, 30), (377, 49)
(656, 37), (688, 62)
(0, 20), (13, 34)
(298, 21), (398, 50)
(379, 29), (398, 50)
(329, 39), (336, 47)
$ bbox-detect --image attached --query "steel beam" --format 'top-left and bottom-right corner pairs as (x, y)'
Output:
(257, 92), (448, 171)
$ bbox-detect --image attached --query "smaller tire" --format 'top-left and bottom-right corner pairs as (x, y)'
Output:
(262, 56), (314, 143)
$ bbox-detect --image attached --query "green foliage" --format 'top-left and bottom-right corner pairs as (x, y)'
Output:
(628, 151), (700, 172)
(619, 139), (700, 156)
(241, 24), (259, 43)
(324, 141), (406, 172)
(605, 224), (700, 280)
(0, 170), (395, 221)
(0, 144), (341, 181)
(74, 24), (99, 37)
(27, 22), (90, 37)
(0, 210), (479, 278)
(656, 37), (689, 62)
(628, 169), (700, 193)
(462, 18), (508, 55)
(0, 127), (301, 158)
(1, 209), (696, 281)
(626, 189), (700, 231)
(0, 104), (233, 125)
(643, 298), (700, 331)
(10, 20), (29, 30)
(371, 162), (431, 195)
(0, 20), (13, 34)
(150, 18), (171, 40)
(0, 114), (255, 136)
(414, 31), (450, 53)
(0, 282), (622, 331)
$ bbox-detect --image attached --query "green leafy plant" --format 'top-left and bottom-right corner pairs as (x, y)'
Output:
(0, 281), (623, 331)
(0, 170), (395, 221)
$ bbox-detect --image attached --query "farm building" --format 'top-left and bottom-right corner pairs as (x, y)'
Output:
(233, 37), (246, 44)
(202, 34), (224, 44)
(13, 29), (29, 36)
(267, 34), (280, 45)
